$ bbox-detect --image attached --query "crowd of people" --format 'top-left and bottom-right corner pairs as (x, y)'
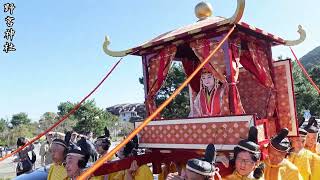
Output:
(11, 116), (320, 180)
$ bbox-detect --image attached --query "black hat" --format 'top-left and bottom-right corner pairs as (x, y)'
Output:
(204, 144), (216, 164)
(97, 127), (111, 141)
(297, 116), (305, 128)
(186, 144), (217, 177)
(298, 128), (308, 137)
(304, 117), (319, 133)
(236, 127), (260, 154)
(123, 135), (139, 157)
(17, 137), (26, 147)
(186, 159), (214, 177)
(52, 138), (68, 149)
(270, 128), (291, 152)
(67, 138), (90, 160)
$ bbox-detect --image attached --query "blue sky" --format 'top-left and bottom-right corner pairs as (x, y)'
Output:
(0, 0), (319, 121)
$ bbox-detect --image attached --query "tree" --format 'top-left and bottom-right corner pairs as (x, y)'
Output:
(39, 112), (57, 131)
(56, 100), (119, 136)
(56, 102), (78, 132)
(0, 118), (8, 132)
(292, 62), (320, 116)
(139, 62), (190, 118)
(73, 100), (119, 136)
(11, 112), (31, 127)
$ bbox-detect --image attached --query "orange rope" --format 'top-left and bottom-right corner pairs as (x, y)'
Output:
(290, 47), (320, 95)
(78, 25), (236, 180)
(0, 59), (122, 162)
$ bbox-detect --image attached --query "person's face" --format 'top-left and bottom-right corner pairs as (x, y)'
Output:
(235, 151), (257, 176)
(290, 136), (306, 153)
(95, 140), (106, 155)
(267, 145), (287, 165)
(65, 155), (81, 178)
(88, 132), (93, 139)
(50, 143), (65, 164)
(305, 133), (318, 148)
(117, 147), (126, 159)
(201, 73), (215, 89)
(185, 169), (206, 180)
(46, 134), (53, 143)
(71, 134), (77, 142)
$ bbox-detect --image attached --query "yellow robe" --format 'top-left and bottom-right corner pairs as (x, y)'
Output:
(108, 170), (125, 180)
(305, 143), (320, 155)
(224, 171), (264, 180)
(47, 163), (68, 180)
(264, 158), (303, 180)
(91, 156), (119, 180)
(288, 149), (320, 180)
(124, 164), (153, 180)
(91, 171), (124, 180)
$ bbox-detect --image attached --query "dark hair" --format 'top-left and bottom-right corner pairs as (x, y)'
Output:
(96, 127), (111, 151)
(230, 147), (261, 166)
(232, 147), (263, 179)
(123, 136), (139, 157)
(17, 137), (26, 147)
(233, 147), (261, 163)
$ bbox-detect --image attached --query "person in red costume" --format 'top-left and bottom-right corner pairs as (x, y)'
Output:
(192, 68), (224, 117)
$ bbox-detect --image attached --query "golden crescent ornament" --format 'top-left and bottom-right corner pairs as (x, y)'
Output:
(284, 25), (306, 46)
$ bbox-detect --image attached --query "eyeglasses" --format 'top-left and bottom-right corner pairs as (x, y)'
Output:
(236, 158), (255, 166)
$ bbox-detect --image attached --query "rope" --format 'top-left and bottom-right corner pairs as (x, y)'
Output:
(0, 59), (122, 162)
(78, 25), (236, 180)
(289, 47), (320, 94)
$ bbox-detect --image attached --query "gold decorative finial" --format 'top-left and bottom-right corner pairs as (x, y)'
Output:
(284, 25), (306, 46)
(195, 1), (213, 21)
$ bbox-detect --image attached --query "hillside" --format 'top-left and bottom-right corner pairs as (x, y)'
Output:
(300, 46), (320, 69)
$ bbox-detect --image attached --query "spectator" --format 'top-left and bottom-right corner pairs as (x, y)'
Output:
(39, 132), (53, 166)
(13, 137), (35, 176)
(86, 131), (98, 162)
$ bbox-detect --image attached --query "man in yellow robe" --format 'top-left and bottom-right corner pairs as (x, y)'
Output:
(65, 138), (91, 180)
(47, 138), (68, 180)
(289, 128), (320, 180)
(225, 127), (264, 180)
(304, 117), (320, 155)
(90, 127), (122, 180)
(264, 128), (303, 180)
(166, 144), (220, 180)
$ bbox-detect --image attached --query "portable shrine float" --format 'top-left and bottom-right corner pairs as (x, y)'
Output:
(93, 0), (306, 177)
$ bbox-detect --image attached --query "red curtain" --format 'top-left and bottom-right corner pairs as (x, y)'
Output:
(230, 35), (276, 118)
(146, 45), (177, 116)
(181, 58), (201, 93)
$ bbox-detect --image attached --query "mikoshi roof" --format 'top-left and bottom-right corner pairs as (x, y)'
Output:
(102, 1), (305, 58)
(129, 16), (286, 56)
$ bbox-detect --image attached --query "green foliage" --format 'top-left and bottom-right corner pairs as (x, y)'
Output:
(39, 112), (57, 131)
(293, 62), (320, 116)
(0, 118), (8, 132)
(140, 62), (190, 118)
(56, 100), (119, 136)
(10, 112), (31, 127)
